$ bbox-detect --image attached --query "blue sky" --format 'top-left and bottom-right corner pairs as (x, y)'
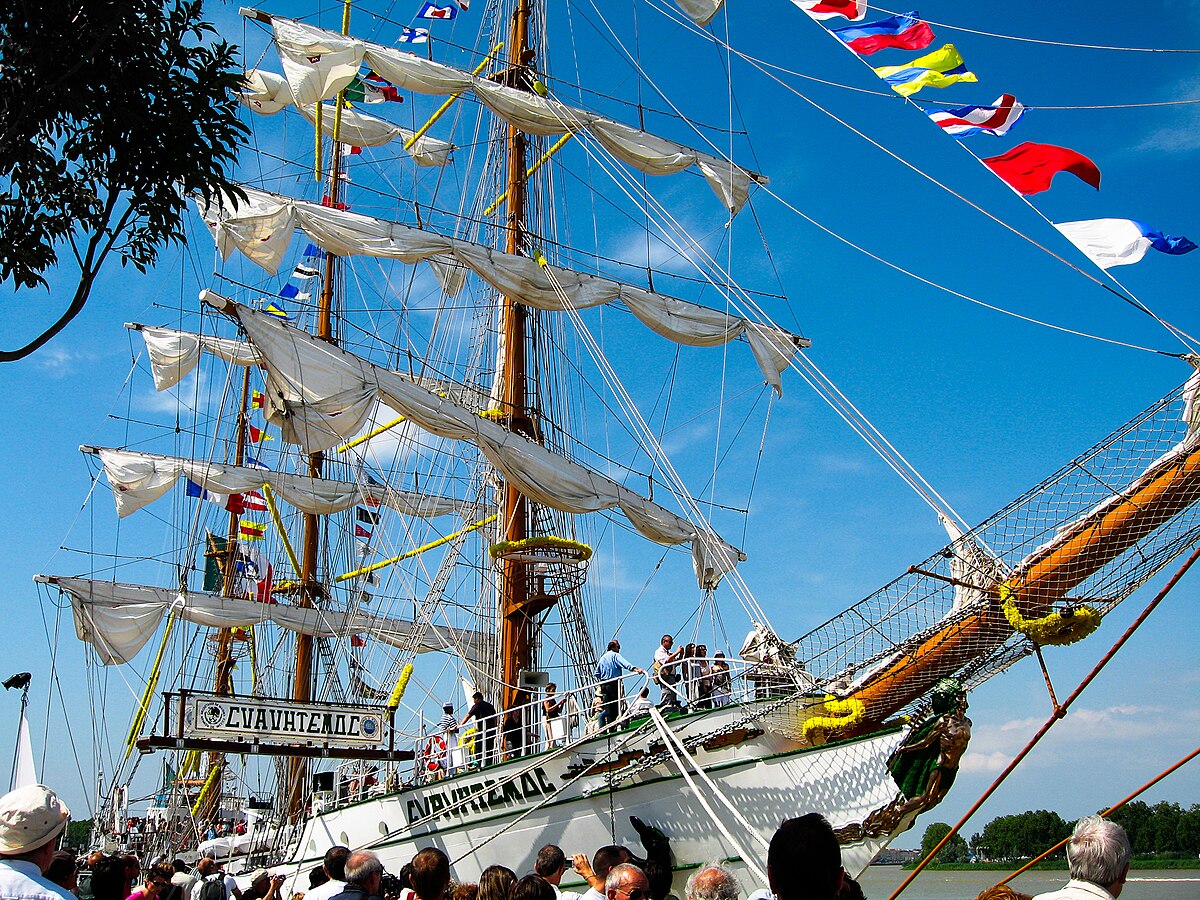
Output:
(3, 0), (1200, 852)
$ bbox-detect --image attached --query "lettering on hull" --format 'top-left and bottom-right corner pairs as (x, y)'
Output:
(403, 766), (558, 825)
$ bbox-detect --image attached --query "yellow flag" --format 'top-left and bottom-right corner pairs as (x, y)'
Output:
(873, 44), (977, 97)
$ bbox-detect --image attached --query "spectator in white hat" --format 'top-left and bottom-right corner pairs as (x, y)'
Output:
(0, 783), (73, 900)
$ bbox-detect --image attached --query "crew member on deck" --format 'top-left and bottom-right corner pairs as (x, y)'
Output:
(595, 640), (644, 728)
(462, 692), (498, 766)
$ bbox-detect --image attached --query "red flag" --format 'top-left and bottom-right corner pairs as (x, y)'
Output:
(982, 142), (1101, 195)
(793, 0), (866, 20)
(251, 390), (265, 409)
(350, 635), (366, 647)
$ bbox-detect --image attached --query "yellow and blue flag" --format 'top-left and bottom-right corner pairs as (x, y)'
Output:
(873, 44), (977, 97)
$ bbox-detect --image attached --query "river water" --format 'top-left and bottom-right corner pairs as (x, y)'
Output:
(856, 866), (1200, 900)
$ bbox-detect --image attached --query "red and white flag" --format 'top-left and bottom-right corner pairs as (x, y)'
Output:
(791, 0), (866, 21)
(417, 1), (457, 19)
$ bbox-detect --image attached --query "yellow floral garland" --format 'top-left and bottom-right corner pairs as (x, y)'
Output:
(489, 535), (594, 561)
(459, 726), (477, 751)
(801, 694), (866, 743)
(387, 663), (414, 711)
(998, 583), (1101, 647)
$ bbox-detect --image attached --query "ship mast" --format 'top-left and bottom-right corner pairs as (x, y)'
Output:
(284, 9), (348, 820)
(498, 0), (540, 716)
(200, 366), (253, 824)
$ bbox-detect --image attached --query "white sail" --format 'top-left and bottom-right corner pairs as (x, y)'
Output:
(237, 69), (455, 167)
(137, 324), (263, 392)
(198, 187), (805, 392)
(11, 709), (37, 791)
(262, 15), (767, 213)
(671, 0), (725, 26)
(37, 576), (483, 668)
(206, 296), (746, 589)
(88, 447), (466, 520)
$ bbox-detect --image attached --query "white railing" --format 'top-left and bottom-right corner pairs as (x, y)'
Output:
(405, 656), (804, 784)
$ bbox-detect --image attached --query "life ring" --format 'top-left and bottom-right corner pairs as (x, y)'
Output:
(423, 735), (447, 771)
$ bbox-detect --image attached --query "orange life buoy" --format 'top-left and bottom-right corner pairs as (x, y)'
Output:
(423, 735), (447, 771)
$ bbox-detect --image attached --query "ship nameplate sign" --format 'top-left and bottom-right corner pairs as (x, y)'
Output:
(183, 695), (386, 747)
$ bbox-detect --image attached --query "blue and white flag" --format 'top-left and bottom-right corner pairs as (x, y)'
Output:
(1054, 219), (1198, 269)
(399, 27), (430, 43)
(417, 1), (457, 19)
(185, 478), (243, 513)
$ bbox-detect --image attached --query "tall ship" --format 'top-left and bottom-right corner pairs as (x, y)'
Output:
(30, 0), (1200, 889)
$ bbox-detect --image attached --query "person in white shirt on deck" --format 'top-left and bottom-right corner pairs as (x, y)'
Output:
(0, 784), (73, 900)
(651, 635), (684, 710)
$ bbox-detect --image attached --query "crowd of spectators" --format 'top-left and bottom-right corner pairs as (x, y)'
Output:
(0, 757), (1134, 900)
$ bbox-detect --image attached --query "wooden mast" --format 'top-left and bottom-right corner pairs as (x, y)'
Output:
(284, 13), (347, 817)
(498, 0), (540, 716)
(200, 367), (253, 824)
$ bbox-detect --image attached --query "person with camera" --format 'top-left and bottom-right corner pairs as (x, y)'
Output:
(241, 871), (286, 900)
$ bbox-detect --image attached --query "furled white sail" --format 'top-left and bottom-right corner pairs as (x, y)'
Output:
(88, 447), (465, 521)
(206, 296), (746, 589)
(237, 69), (454, 167)
(938, 514), (1002, 615)
(134, 324), (263, 391)
(36, 576), (482, 667)
(672, 0), (725, 26)
(11, 710), (37, 791)
(198, 187), (806, 393)
(262, 16), (766, 213)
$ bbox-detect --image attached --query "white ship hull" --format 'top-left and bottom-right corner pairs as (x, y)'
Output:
(275, 704), (910, 892)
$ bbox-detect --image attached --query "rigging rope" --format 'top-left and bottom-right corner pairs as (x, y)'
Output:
(640, 0), (1200, 357)
(647, 707), (769, 884)
(870, 4), (1200, 54)
(887, 541), (1200, 900)
(999, 744), (1200, 887)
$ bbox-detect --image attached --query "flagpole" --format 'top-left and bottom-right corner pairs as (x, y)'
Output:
(5, 672), (32, 791)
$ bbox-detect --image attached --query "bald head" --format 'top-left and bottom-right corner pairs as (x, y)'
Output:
(685, 866), (739, 900)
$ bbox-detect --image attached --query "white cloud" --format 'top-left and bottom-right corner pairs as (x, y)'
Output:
(36, 346), (96, 377)
(961, 750), (1013, 774)
(966, 703), (1195, 768)
(1135, 107), (1200, 153)
(605, 221), (724, 280)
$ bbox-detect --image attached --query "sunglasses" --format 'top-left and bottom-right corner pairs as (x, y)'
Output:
(150, 882), (170, 889)
(615, 887), (646, 900)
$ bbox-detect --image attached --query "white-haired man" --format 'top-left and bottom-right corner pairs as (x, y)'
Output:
(1033, 817), (1131, 900)
(0, 784), (73, 900)
(330, 851), (384, 900)
(684, 865), (739, 900)
(604, 863), (648, 900)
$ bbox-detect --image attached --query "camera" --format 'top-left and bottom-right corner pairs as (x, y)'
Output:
(379, 872), (404, 900)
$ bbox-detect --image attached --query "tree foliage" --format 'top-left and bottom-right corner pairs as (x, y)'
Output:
(970, 810), (1071, 861)
(966, 803), (1200, 861)
(65, 818), (93, 851)
(0, 0), (247, 360)
(920, 822), (970, 864)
